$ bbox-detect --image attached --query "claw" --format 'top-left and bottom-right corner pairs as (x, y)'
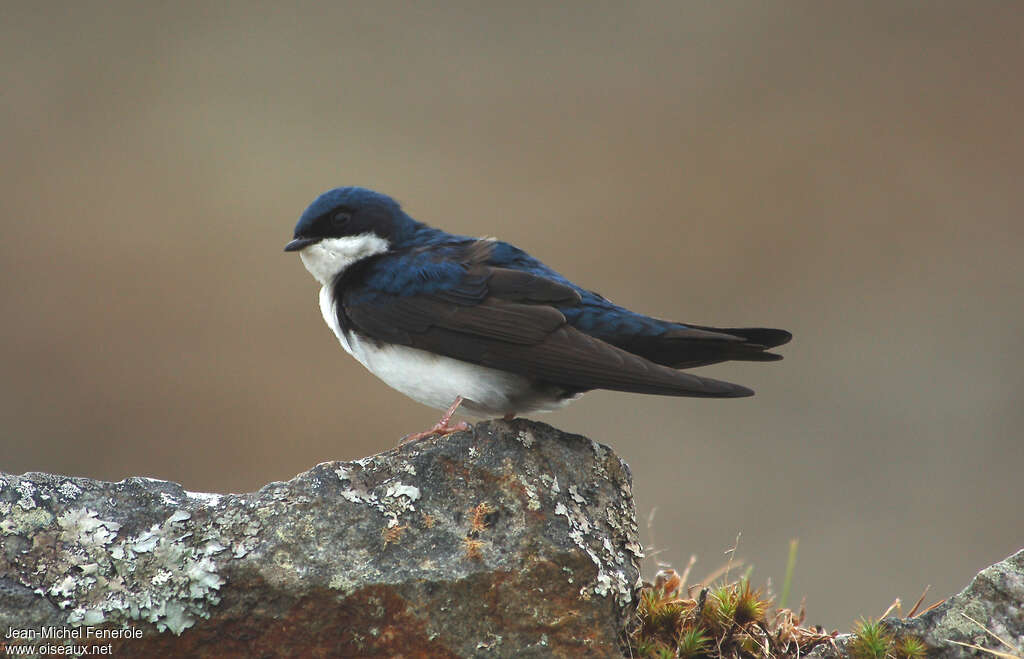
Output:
(399, 396), (471, 446)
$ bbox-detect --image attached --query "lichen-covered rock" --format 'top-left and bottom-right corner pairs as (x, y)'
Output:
(0, 419), (642, 657)
(810, 548), (1024, 659)
(889, 548), (1023, 658)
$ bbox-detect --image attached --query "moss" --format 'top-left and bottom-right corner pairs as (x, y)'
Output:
(626, 563), (833, 658)
(848, 618), (895, 659)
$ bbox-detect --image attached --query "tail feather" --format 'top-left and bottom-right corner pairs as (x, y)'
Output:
(615, 325), (792, 370)
(690, 326), (793, 349)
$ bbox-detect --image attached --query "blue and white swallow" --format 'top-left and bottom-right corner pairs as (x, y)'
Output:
(286, 187), (791, 441)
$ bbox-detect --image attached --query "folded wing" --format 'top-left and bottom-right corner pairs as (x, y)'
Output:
(339, 253), (756, 398)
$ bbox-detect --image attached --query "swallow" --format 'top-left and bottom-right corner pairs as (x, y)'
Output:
(286, 187), (791, 442)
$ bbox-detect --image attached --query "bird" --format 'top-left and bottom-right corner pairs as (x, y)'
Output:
(285, 187), (791, 442)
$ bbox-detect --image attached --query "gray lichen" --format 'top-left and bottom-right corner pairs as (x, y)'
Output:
(3, 482), (232, 635)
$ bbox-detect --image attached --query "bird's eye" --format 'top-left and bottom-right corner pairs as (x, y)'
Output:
(332, 211), (352, 228)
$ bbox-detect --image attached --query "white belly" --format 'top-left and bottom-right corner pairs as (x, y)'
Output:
(317, 286), (580, 417)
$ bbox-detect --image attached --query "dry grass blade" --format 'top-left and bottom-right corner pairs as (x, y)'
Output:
(643, 507), (668, 563)
(958, 612), (1023, 657)
(723, 531), (742, 583)
(906, 585), (930, 618)
(946, 639), (1022, 659)
(879, 597), (901, 619)
(687, 560), (745, 596)
(678, 553), (697, 592)
(917, 597), (946, 617)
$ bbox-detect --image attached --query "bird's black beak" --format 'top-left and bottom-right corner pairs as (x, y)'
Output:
(284, 237), (320, 252)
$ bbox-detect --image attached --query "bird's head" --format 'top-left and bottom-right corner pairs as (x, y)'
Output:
(285, 187), (411, 285)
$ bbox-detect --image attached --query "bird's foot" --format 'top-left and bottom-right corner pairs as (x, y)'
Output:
(399, 420), (470, 446)
(398, 396), (470, 446)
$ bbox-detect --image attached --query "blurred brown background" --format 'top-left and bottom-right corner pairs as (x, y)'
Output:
(2, 2), (1022, 628)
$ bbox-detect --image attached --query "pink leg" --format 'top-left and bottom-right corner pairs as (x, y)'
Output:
(399, 396), (471, 446)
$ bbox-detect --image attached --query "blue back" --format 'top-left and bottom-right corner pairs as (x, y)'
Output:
(309, 187), (681, 340)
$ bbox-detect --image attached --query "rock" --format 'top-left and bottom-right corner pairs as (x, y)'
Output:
(0, 419), (643, 658)
(810, 548), (1024, 658)
(889, 548), (1023, 658)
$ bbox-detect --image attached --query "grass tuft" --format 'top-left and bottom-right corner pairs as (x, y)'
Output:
(626, 542), (941, 658)
(733, 579), (767, 626)
(894, 635), (929, 659)
(627, 554), (833, 658)
(848, 618), (894, 659)
(677, 626), (712, 658)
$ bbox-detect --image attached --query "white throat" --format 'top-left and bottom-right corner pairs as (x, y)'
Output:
(298, 234), (390, 285)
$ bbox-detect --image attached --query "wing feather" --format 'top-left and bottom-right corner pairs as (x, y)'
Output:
(341, 261), (753, 398)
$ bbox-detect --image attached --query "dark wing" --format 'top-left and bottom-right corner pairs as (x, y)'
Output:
(340, 255), (754, 398)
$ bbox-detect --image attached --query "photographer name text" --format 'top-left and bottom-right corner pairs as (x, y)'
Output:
(5, 627), (141, 641)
